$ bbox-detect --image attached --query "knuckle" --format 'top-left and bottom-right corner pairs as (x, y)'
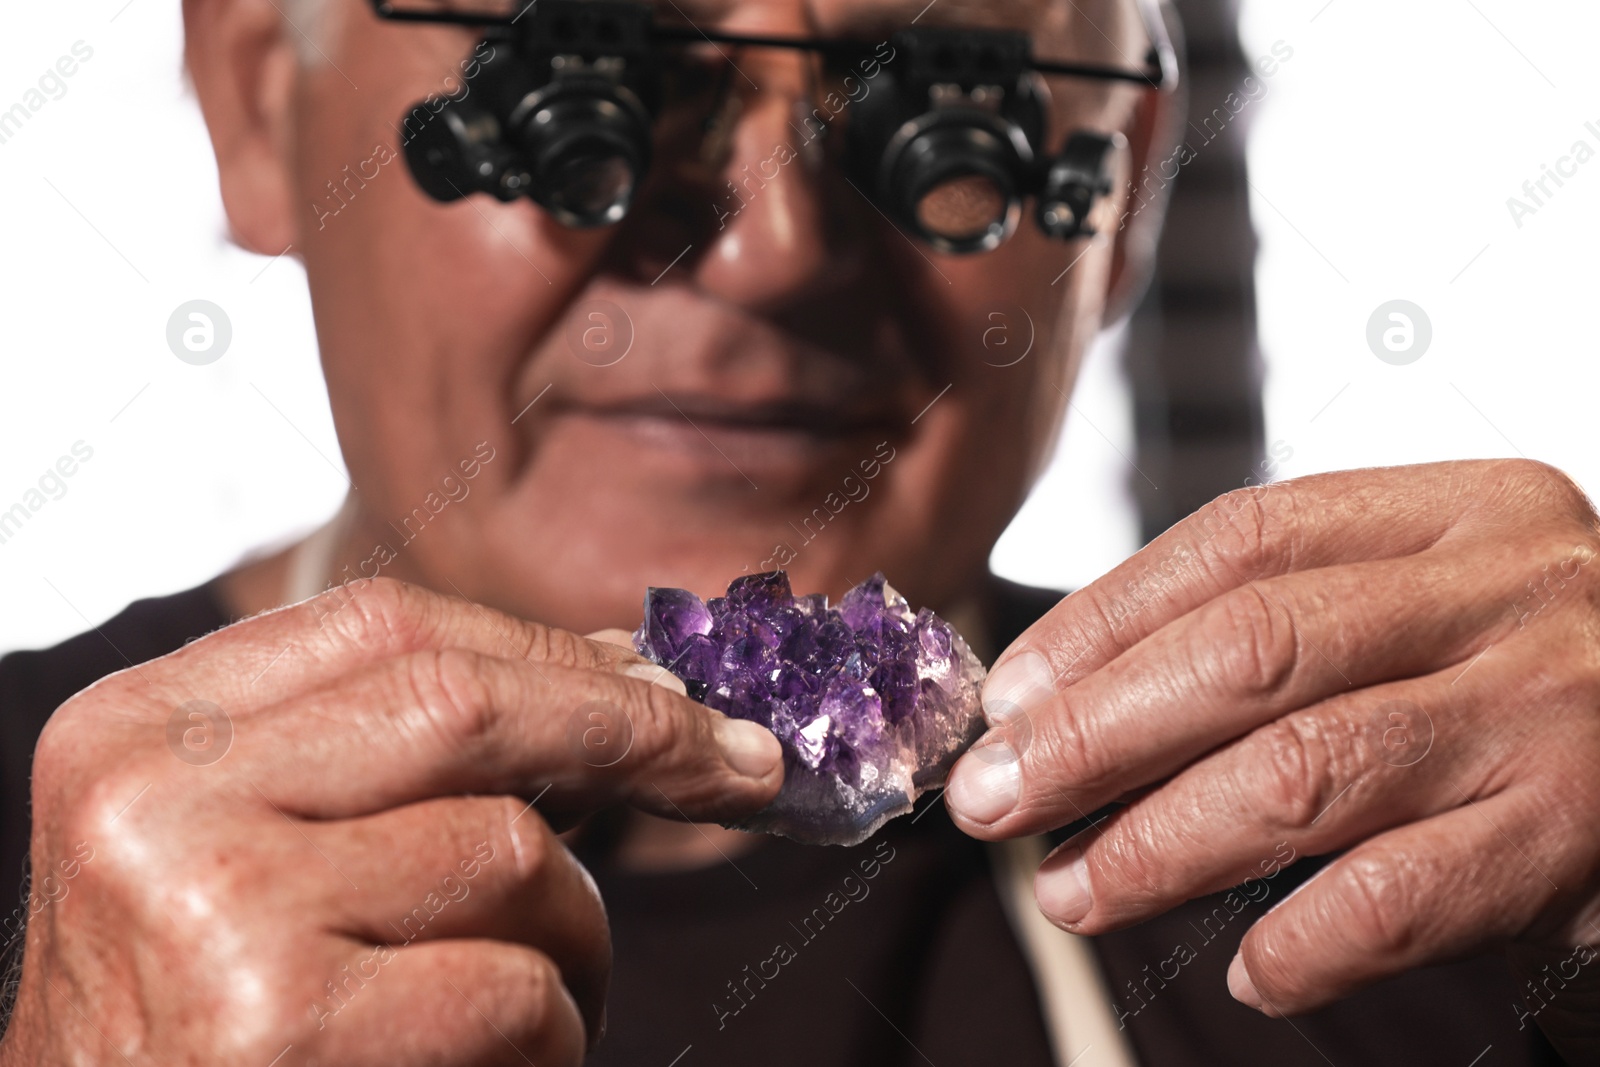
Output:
(1545, 537), (1600, 605)
(167, 962), (305, 1060)
(325, 577), (437, 654)
(1076, 579), (1146, 645)
(517, 623), (592, 669)
(1525, 532), (1596, 583)
(1326, 852), (1420, 956)
(1206, 585), (1300, 700)
(404, 649), (499, 748)
(55, 767), (157, 855)
(1194, 482), (1295, 573)
(1484, 460), (1600, 541)
(245, 1000), (325, 1062)
(1241, 918), (1314, 1005)
(33, 687), (140, 799)
(30, 705), (89, 800)
(1247, 716), (1344, 833)
(1492, 459), (1592, 514)
(1571, 548), (1600, 610)
(621, 682), (692, 765)
(1502, 531), (1600, 639)
(164, 859), (255, 932)
(1093, 813), (1170, 905)
(1028, 695), (1108, 792)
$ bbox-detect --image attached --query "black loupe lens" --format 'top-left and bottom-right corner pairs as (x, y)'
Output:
(402, 101), (512, 203)
(543, 140), (638, 223)
(512, 85), (652, 228)
(914, 171), (1012, 247)
(885, 117), (1026, 254)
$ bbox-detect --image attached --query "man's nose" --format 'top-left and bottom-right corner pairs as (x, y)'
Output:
(689, 58), (855, 312)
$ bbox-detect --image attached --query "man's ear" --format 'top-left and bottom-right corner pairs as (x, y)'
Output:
(183, 0), (300, 256)
(1103, 77), (1181, 323)
(1103, 0), (1188, 323)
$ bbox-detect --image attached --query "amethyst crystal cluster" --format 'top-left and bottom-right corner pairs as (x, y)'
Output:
(633, 571), (987, 846)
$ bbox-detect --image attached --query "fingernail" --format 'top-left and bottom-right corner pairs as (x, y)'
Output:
(945, 743), (1021, 824)
(1036, 848), (1092, 926)
(584, 628), (638, 650)
(619, 662), (688, 697)
(1227, 954), (1265, 1012)
(713, 716), (782, 779)
(983, 649), (1055, 725)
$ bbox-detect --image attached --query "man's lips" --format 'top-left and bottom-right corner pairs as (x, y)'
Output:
(512, 284), (926, 452)
(523, 388), (903, 489)
(544, 391), (902, 438)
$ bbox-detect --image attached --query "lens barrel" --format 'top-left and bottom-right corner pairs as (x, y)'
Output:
(880, 109), (1033, 254)
(402, 99), (529, 203)
(507, 77), (654, 228)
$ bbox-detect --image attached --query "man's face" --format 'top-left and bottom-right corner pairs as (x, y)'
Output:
(273, 0), (1148, 632)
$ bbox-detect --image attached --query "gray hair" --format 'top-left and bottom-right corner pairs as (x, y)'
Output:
(283, 0), (330, 65)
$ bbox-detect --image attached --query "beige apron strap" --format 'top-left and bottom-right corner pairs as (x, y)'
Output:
(989, 837), (1140, 1067)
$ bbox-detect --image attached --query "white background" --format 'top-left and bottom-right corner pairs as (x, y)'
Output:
(2, 0), (1597, 655)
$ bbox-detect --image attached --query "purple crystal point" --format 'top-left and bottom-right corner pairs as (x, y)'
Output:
(870, 659), (918, 724)
(633, 570), (988, 845)
(837, 573), (887, 632)
(725, 570), (792, 612)
(636, 587), (713, 663)
(793, 712), (833, 770)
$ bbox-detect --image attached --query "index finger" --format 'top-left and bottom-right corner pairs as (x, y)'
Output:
(984, 463), (1480, 718)
(236, 650), (784, 825)
(157, 577), (651, 709)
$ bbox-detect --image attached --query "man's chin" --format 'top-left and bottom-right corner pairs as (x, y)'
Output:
(472, 498), (888, 635)
(446, 407), (909, 630)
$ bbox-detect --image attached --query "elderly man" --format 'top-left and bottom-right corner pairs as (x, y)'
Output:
(0, 0), (1595, 1063)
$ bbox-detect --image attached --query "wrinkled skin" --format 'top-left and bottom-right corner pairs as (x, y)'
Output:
(5, 581), (782, 1065)
(4, 0), (1157, 1061)
(947, 460), (1600, 1061)
(5, 0), (1599, 1060)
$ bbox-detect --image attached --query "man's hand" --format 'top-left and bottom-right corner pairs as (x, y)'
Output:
(946, 459), (1600, 1058)
(1, 578), (782, 1066)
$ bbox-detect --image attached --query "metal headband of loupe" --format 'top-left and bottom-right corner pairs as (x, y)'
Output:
(367, 0), (1176, 254)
